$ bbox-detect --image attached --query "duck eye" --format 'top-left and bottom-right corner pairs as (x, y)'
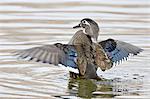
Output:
(82, 20), (86, 24)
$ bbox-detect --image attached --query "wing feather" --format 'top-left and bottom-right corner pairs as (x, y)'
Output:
(15, 44), (77, 68)
(99, 39), (143, 68)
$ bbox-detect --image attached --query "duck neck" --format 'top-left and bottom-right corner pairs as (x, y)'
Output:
(91, 38), (98, 43)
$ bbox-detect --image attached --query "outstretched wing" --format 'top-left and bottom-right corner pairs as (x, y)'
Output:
(14, 43), (77, 68)
(99, 39), (143, 65)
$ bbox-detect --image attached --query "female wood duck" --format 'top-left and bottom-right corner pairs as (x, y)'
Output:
(16, 18), (143, 79)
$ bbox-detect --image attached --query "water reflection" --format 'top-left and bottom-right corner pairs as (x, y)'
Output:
(67, 78), (142, 98)
(68, 79), (97, 98)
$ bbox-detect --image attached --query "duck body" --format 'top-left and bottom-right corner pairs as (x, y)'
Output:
(68, 30), (112, 79)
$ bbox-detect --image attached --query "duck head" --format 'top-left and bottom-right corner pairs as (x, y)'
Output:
(73, 18), (99, 42)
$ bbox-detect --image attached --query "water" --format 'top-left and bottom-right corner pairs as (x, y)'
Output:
(0, 0), (150, 98)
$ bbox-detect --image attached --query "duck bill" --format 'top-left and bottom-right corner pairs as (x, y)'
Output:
(73, 24), (81, 29)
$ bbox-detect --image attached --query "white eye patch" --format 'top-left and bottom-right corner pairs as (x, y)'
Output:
(82, 20), (90, 26)
(81, 20), (93, 35)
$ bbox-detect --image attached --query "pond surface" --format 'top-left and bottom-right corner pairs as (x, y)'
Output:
(0, 0), (150, 98)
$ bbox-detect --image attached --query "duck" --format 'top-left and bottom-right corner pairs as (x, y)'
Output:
(15, 18), (143, 79)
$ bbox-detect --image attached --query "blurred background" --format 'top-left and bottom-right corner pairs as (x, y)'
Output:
(0, 0), (150, 98)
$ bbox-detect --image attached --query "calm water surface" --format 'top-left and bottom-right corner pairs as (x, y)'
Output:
(0, 0), (150, 98)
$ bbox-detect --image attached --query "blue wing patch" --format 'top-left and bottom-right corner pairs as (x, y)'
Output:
(99, 39), (143, 64)
(59, 44), (77, 68)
